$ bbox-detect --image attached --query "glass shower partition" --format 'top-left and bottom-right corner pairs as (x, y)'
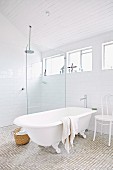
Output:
(40, 53), (66, 112)
(27, 51), (66, 114)
(27, 51), (42, 114)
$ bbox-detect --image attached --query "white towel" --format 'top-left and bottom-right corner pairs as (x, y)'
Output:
(62, 117), (70, 153)
(69, 116), (78, 147)
(62, 116), (79, 153)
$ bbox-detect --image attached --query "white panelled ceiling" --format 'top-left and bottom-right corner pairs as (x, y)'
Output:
(0, 0), (113, 52)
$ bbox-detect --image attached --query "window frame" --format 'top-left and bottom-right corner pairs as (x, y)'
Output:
(43, 54), (65, 76)
(67, 46), (92, 73)
(102, 41), (113, 70)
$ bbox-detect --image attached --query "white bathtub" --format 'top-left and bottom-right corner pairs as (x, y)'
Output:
(13, 107), (96, 153)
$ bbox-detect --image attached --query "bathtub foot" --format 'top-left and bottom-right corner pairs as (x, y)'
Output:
(52, 142), (61, 154)
(80, 131), (86, 139)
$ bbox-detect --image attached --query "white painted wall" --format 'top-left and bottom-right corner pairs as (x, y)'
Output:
(42, 31), (113, 135)
(0, 13), (41, 127)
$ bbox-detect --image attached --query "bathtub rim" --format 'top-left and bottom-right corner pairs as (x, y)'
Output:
(13, 107), (97, 128)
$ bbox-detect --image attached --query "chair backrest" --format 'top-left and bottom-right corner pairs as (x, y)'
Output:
(101, 94), (113, 116)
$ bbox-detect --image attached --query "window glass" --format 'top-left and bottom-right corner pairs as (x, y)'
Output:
(51, 56), (64, 75)
(43, 55), (64, 76)
(67, 47), (92, 73)
(82, 50), (92, 71)
(68, 51), (80, 73)
(103, 43), (113, 69)
(46, 58), (52, 75)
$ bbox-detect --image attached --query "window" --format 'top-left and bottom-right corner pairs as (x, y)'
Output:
(102, 41), (113, 70)
(43, 54), (64, 76)
(82, 48), (92, 71)
(67, 47), (92, 73)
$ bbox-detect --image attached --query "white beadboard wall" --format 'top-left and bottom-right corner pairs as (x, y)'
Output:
(1, 0), (113, 52)
(42, 31), (113, 135)
(0, 12), (41, 127)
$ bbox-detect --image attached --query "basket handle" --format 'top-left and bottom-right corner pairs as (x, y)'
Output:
(12, 127), (22, 135)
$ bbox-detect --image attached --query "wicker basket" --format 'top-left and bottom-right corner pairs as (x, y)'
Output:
(13, 128), (30, 145)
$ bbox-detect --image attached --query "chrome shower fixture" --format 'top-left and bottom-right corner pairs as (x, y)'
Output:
(25, 25), (34, 54)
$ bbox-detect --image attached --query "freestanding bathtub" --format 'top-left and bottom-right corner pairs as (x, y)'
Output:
(13, 107), (96, 153)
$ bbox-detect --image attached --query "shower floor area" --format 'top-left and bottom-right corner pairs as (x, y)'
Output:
(0, 125), (113, 170)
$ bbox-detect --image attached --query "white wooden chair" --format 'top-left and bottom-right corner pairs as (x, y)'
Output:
(93, 94), (113, 146)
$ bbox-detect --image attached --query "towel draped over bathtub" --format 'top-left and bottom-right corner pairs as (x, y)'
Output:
(62, 117), (78, 153)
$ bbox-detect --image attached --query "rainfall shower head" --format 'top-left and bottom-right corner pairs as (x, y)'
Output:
(25, 49), (34, 54)
(25, 25), (34, 54)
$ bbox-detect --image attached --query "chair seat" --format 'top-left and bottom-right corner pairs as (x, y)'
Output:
(95, 115), (113, 122)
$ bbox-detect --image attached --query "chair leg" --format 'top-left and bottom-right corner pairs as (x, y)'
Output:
(93, 118), (97, 141)
(108, 121), (112, 147)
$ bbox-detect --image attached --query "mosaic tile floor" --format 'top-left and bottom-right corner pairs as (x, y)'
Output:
(0, 125), (113, 170)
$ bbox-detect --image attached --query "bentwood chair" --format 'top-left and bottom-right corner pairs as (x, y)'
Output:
(93, 94), (113, 146)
